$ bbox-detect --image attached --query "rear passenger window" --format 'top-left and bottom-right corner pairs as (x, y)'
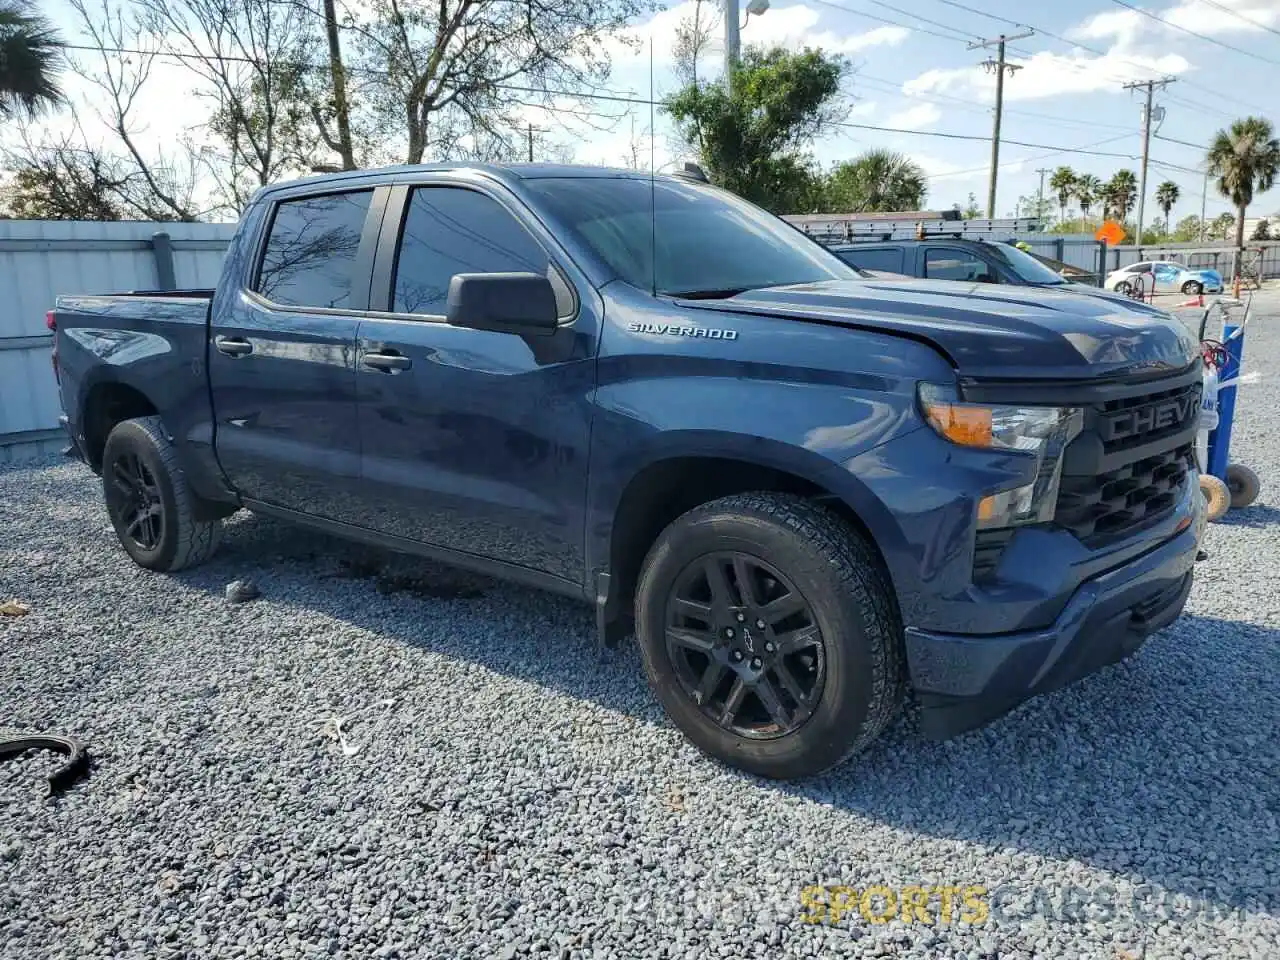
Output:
(392, 188), (550, 316)
(925, 248), (995, 282)
(838, 247), (904, 274)
(256, 191), (373, 308)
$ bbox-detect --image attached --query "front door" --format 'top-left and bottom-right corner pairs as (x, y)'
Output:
(209, 188), (383, 521)
(352, 182), (596, 585)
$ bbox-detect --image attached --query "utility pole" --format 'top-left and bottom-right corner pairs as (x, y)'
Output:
(1124, 77), (1175, 244)
(970, 31), (1033, 219)
(725, 0), (740, 97)
(1036, 167), (1050, 221)
(527, 124), (534, 163)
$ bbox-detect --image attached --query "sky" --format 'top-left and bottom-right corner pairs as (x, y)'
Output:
(23, 0), (1280, 223)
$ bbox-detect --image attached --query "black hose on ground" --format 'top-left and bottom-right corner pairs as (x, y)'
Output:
(0, 735), (90, 794)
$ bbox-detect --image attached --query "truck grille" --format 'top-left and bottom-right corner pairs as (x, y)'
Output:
(1097, 381), (1201, 455)
(1055, 443), (1193, 544)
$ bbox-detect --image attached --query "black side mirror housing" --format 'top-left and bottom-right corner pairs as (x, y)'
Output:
(445, 272), (559, 335)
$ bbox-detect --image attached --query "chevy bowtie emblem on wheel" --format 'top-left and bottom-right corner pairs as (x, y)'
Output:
(627, 322), (739, 340)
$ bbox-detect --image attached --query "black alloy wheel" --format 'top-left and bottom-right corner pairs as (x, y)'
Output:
(105, 450), (165, 551)
(665, 551), (826, 739)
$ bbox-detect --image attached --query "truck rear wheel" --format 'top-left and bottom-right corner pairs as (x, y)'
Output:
(634, 493), (904, 779)
(101, 416), (223, 572)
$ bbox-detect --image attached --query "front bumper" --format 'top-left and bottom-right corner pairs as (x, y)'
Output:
(905, 489), (1205, 739)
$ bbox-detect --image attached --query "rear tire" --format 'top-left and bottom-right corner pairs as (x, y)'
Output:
(102, 416), (223, 571)
(1182, 280), (1204, 295)
(634, 493), (904, 780)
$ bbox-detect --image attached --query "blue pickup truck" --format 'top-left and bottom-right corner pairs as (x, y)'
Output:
(51, 164), (1207, 779)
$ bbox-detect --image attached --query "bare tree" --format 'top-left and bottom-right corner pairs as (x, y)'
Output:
(133, 0), (319, 212)
(342, 0), (648, 165)
(673, 0), (717, 87)
(64, 0), (203, 219)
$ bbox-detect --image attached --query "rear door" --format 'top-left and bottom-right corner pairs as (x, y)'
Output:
(351, 180), (597, 585)
(835, 245), (906, 275)
(209, 187), (385, 521)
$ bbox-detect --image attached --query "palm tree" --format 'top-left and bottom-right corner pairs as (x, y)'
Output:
(1106, 169), (1138, 222)
(0, 0), (64, 120)
(1206, 116), (1280, 270)
(1049, 166), (1076, 222)
(1154, 180), (1180, 233)
(1075, 174), (1102, 222)
(825, 150), (927, 213)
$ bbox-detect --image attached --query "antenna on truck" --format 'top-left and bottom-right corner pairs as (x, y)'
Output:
(649, 36), (657, 298)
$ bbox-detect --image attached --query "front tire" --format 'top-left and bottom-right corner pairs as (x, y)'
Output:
(634, 493), (904, 779)
(102, 416), (223, 571)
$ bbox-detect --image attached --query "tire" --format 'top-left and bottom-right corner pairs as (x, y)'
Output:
(101, 416), (223, 571)
(634, 492), (904, 780)
(1199, 474), (1231, 522)
(1182, 280), (1204, 295)
(1115, 280), (1132, 295)
(1226, 463), (1261, 509)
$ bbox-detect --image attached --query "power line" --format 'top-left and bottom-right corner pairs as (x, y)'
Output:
(805, 0), (974, 43)
(1153, 133), (1208, 151)
(1195, 0), (1280, 38)
(1109, 0), (1280, 67)
(923, 134), (1138, 181)
(927, 0), (1025, 29)
(852, 0), (982, 42)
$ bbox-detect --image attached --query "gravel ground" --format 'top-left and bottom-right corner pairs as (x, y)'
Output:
(3, 295), (1279, 960)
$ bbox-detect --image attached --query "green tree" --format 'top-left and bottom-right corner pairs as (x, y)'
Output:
(1049, 166), (1075, 221)
(664, 46), (846, 212)
(824, 149), (925, 213)
(0, 0), (64, 119)
(1173, 214), (1203, 242)
(1252, 218), (1272, 240)
(1074, 174), (1101, 221)
(1105, 169), (1138, 221)
(1154, 180), (1180, 228)
(1206, 116), (1280, 264)
(1208, 211), (1235, 241)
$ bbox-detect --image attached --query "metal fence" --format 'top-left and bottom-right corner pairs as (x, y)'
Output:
(1106, 241), (1280, 281)
(0, 220), (234, 462)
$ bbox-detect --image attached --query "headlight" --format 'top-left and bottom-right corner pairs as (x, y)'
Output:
(917, 383), (1083, 528)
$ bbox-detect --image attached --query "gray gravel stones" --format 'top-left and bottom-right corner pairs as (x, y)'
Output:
(224, 579), (261, 604)
(2, 293), (1279, 959)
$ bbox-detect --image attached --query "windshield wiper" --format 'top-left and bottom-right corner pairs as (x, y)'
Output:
(666, 286), (754, 300)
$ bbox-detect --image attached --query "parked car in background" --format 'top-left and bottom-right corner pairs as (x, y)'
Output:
(51, 163), (1206, 780)
(1105, 261), (1224, 296)
(830, 238), (1173, 315)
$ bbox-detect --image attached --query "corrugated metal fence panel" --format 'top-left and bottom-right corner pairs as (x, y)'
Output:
(0, 220), (234, 456)
(1108, 241), (1280, 279)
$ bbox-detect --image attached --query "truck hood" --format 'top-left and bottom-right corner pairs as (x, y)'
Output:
(684, 279), (1199, 381)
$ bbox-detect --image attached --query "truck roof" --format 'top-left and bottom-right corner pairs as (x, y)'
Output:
(256, 162), (666, 199)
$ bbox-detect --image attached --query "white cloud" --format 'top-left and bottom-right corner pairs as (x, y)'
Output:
(884, 102), (942, 131)
(903, 46), (1191, 104)
(1076, 0), (1280, 42)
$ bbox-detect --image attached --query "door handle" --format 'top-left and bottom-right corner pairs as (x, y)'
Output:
(361, 351), (412, 372)
(214, 336), (253, 357)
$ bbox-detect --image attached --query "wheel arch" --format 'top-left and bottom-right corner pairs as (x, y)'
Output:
(80, 376), (162, 471)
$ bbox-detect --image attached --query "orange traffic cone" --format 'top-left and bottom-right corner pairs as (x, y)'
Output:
(1179, 294), (1204, 307)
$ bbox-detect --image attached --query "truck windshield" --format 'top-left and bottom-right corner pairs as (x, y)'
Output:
(982, 242), (1071, 286)
(523, 176), (859, 297)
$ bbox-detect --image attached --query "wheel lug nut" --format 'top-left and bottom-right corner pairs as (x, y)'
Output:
(736, 612), (745, 622)
(750, 657), (762, 669)
(731, 650), (744, 662)
(724, 627), (735, 639)
(764, 641), (775, 653)
(756, 619), (766, 630)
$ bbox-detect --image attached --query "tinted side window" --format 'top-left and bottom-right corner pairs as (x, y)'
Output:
(925, 248), (995, 282)
(838, 247), (904, 273)
(392, 188), (549, 315)
(256, 191), (373, 308)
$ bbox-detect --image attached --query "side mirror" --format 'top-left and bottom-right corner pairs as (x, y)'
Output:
(445, 272), (559, 335)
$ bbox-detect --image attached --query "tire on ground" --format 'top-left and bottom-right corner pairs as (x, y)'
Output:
(1200, 473), (1231, 522)
(634, 492), (904, 780)
(102, 415), (224, 571)
(1226, 463), (1261, 509)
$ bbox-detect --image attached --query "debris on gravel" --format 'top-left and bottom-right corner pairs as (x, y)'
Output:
(2, 293), (1279, 959)
(223, 578), (260, 604)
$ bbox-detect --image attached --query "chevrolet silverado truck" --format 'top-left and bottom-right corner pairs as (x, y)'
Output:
(51, 164), (1207, 779)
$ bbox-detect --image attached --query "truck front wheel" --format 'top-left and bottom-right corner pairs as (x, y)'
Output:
(634, 493), (904, 779)
(101, 416), (223, 572)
